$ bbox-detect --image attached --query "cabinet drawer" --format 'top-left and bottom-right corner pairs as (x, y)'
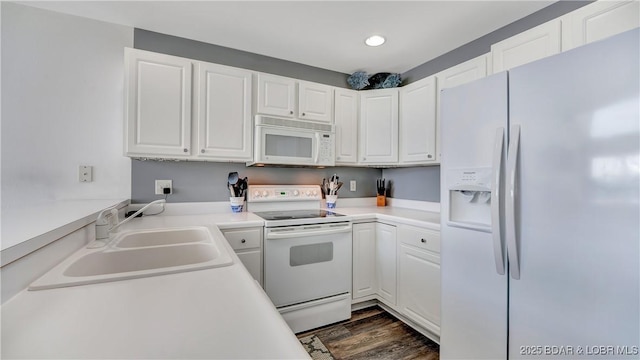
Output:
(222, 228), (262, 250)
(398, 225), (440, 253)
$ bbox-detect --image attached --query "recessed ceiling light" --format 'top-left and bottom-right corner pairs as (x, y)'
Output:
(365, 35), (386, 47)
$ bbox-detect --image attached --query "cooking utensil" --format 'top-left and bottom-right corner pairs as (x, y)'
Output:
(228, 172), (239, 185)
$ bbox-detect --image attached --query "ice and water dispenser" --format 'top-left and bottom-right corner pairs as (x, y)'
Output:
(447, 168), (493, 231)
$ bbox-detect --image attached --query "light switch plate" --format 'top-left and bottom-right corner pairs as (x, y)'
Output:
(350, 180), (356, 192)
(79, 165), (93, 182)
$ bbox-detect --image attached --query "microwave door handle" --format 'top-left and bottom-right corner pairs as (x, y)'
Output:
(314, 133), (320, 164)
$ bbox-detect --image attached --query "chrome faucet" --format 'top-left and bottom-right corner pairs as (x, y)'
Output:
(89, 199), (166, 248)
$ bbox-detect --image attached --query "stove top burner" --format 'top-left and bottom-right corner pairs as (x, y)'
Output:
(253, 209), (346, 221)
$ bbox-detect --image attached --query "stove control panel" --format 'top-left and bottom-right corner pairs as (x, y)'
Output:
(247, 185), (322, 202)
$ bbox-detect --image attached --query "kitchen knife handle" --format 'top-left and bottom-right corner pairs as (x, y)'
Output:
(506, 125), (521, 280)
(491, 127), (506, 275)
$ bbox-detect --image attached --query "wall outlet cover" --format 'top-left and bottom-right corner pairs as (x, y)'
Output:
(155, 180), (173, 195)
(350, 180), (356, 191)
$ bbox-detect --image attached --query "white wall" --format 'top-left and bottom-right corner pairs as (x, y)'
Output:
(1, 3), (133, 209)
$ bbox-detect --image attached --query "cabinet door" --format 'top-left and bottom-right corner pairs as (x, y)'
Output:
(359, 89), (399, 164)
(334, 88), (359, 164)
(399, 75), (437, 164)
(398, 244), (441, 335)
(298, 82), (333, 123)
(491, 20), (561, 73)
(237, 250), (262, 286)
(376, 222), (397, 305)
(352, 223), (376, 299)
(125, 48), (192, 157)
(195, 62), (252, 161)
(435, 54), (489, 162)
(562, 0), (639, 51)
(222, 227), (263, 286)
(257, 74), (296, 117)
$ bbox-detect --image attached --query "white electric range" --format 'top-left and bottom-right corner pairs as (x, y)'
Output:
(247, 185), (352, 333)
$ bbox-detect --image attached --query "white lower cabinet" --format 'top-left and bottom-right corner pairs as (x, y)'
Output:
(221, 227), (263, 286)
(352, 223), (377, 299)
(375, 222), (397, 306)
(398, 225), (441, 336)
(352, 220), (441, 338)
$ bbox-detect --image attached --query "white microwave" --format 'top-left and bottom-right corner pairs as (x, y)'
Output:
(248, 116), (335, 167)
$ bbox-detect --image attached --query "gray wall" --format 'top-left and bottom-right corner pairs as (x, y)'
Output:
(132, 161), (381, 203)
(134, 29), (349, 88)
(382, 167), (440, 202)
(402, 1), (592, 83)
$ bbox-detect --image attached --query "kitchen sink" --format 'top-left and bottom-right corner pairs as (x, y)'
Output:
(29, 227), (233, 290)
(113, 227), (210, 248)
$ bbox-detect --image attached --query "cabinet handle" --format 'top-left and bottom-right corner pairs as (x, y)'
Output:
(302, 112), (306, 116)
(201, 149), (205, 154)
(183, 148), (188, 153)
(421, 238), (427, 243)
(241, 239), (246, 244)
(289, 110), (294, 115)
(427, 154), (432, 159)
(362, 157), (366, 161)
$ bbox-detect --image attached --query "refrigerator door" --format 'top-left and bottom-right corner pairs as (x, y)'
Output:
(508, 29), (639, 359)
(440, 72), (508, 359)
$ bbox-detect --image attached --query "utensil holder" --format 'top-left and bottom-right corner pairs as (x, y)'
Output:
(326, 195), (338, 209)
(377, 195), (386, 207)
(230, 197), (245, 213)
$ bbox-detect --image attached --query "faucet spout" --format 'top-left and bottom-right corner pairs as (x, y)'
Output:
(89, 199), (166, 248)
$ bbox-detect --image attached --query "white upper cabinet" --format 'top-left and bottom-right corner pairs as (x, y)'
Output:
(399, 75), (437, 164)
(298, 81), (333, 123)
(436, 54), (489, 91)
(195, 62), (253, 161)
(256, 74), (296, 118)
(491, 19), (562, 73)
(561, 0), (639, 50)
(334, 88), (359, 164)
(435, 54), (489, 162)
(359, 88), (399, 164)
(125, 48), (192, 157)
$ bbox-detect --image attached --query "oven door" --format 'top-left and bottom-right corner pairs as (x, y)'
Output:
(264, 222), (352, 307)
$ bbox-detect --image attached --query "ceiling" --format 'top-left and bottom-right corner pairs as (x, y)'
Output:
(21, 1), (555, 75)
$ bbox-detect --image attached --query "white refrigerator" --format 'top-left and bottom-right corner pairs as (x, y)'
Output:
(440, 29), (639, 359)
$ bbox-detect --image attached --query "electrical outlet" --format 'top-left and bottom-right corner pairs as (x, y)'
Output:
(155, 180), (172, 195)
(79, 165), (93, 182)
(350, 180), (356, 192)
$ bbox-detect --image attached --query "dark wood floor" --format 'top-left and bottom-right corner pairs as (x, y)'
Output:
(297, 306), (440, 360)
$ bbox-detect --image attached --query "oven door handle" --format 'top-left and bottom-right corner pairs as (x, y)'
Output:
(266, 226), (352, 240)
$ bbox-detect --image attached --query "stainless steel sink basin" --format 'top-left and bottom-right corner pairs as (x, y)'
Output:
(29, 226), (233, 290)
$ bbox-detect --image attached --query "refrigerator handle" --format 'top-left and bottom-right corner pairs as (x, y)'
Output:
(506, 125), (521, 280)
(491, 127), (506, 275)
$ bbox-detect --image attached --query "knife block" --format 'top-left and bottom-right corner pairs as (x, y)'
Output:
(376, 195), (386, 207)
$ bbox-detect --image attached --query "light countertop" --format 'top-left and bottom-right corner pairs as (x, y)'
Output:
(1, 201), (440, 359)
(331, 206), (441, 230)
(1, 213), (309, 359)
